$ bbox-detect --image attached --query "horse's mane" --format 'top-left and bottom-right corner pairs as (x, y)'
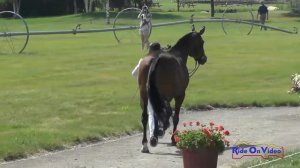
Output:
(171, 32), (194, 50)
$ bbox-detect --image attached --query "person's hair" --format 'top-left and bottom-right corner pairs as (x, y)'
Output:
(149, 43), (161, 52)
(142, 5), (148, 12)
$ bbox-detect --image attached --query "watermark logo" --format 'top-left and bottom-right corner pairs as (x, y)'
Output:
(231, 142), (284, 159)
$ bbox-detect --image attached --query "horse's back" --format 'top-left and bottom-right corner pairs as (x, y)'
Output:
(154, 53), (189, 99)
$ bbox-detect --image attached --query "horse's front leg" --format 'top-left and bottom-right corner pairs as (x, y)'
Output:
(171, 95), (185, 145)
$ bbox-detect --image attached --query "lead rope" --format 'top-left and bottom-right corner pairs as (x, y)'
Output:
(189, 61), (200, 78)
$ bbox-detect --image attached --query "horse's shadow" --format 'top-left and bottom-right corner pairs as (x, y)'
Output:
(151, 151), (182, 157)
(147, 142), (182, 157)
(147, 143), (232, 157)
(148, 150), (182, 157)
(158, 142), (174, 146)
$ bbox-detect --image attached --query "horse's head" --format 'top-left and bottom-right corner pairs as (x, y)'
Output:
(189, 27), (207, 65)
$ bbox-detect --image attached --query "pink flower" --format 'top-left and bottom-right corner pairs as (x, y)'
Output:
(183, 122), (187, 127)
(218, 125), (224, 131)
(209, 121), (215, 127)
(189, 122), (193, 126)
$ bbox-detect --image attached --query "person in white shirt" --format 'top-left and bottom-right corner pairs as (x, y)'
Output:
(138, 5), (152, 50)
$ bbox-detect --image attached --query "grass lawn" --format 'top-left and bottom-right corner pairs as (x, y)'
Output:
(0, 3), (300, 161)
(238, 151), (300, 168)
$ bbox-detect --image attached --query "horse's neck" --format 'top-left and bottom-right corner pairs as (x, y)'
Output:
(170, 45), (189, 65)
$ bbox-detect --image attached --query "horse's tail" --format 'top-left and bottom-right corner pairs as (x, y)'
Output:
(148, 57), (170, 131)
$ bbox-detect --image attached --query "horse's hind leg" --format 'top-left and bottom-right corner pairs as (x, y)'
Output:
(171, 95), (185, 145)
(141, 99), (149, 153)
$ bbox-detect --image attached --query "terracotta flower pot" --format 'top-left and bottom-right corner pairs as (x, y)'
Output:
(182, 149), (218, 168)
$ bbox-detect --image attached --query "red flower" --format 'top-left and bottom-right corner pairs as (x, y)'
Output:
(223, 130), (230, 136)
(183, 122), (187, 127)
(189, 122), (193, 126)
(218, 125), (224, 131)
(196, 121), (200, 126)
(209, 121), (215, 127)
(203, 128), (212, 139)
(175, 136), (180, 143)
(214, 126), (219, 131)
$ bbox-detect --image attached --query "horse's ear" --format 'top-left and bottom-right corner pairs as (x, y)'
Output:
(191, 24), (195, 32)
(199, 26), (205, 35)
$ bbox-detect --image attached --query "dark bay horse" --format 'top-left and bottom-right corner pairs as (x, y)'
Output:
(139, 27), (207, 153)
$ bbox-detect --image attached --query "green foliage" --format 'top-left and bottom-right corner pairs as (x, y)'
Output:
(291, 0), (300, 13)
(238, 150), (300, 168)
(20, 0), (82, 17)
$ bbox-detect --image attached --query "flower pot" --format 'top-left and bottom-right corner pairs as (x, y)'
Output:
(182, 149), (218, 168)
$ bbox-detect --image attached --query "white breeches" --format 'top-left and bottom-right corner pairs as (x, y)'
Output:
(147, 99), (155, 138)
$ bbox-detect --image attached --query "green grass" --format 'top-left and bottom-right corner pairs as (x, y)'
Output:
(238, 151), (300, 168)
(0, 5), (300, 162)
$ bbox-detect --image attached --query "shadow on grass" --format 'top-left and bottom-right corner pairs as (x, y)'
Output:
(4, 152), (27, 162)
(281, 12), (300, 22)
(187, 101), (300, 110)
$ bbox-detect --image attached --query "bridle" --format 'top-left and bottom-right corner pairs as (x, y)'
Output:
(188, 60), (200, 78)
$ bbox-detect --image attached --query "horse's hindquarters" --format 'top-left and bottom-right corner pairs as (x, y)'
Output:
(154, 57), (189, 98)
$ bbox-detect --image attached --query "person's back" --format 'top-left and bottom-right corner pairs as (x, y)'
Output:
(257, 2), (268, 30)
(258, 4), (268, 15)
(132, 42), (161, 80)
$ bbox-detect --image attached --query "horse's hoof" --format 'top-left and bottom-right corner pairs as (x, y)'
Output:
(141, 148), (150, 153)
(158, 128), (165, 139)
(141, 144), (149, 153)
(150, 136), (158, 147)
(171, 138), (176, 146)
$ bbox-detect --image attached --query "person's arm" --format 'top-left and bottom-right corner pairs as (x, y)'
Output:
(138, 10), (143, 19)
(145, 13), (152, 22)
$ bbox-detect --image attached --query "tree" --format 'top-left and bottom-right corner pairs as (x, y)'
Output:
(73, 0), (78, 13)
(8, 0), (21, 14)
(291, 0), (300, 14)
(105, 0), (109, 24)
(210, 0), (214, 17)
(83, 0), (95, 13)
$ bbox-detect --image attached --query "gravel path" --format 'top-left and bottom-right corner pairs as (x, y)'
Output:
(1, 107), (300, 168)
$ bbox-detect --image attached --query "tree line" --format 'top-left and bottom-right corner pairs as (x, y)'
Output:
(0, 0), (152, 17)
